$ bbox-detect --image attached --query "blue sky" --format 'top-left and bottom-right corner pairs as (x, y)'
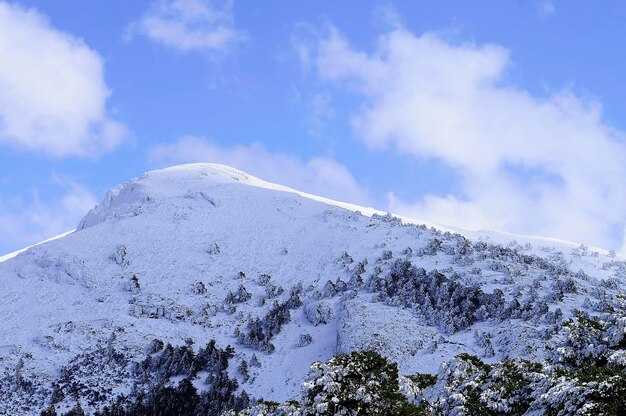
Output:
(2, 0), (626, 254)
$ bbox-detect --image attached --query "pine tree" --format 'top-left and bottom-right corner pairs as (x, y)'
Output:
(63, 401), (85, 416)
(40, 405), (57, 416)
(238, 359), (249, 382)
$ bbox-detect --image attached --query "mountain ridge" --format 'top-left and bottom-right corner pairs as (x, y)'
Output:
(2, 163), (612, 262)
(0, 163), (624, 414)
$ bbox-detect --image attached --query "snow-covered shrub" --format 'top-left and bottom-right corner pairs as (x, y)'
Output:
(555, 312), (626, 369)
(304, 301), (333, 326)
(106, 340), (249, 415)
(297, 334), (313, 347)
(238, 318), (275, 353)
(147, 339), (164, 354)
(323, 278), (348, 298)
(129, 274), (140, 292)
(400, 373), (436, 407)
(111, 244), (128, 266)
(380, 250), (393, 261)
(286, 284), (304, 309)
(49, 345), (132, 410)
(257, 273), (271, 286)
(238, 359), (250, 382)
(224, 401), (302, 416)
(208, 242), (221, 254)
(194, 281), (207, 294)
(339, 251), (354, 265)
(265, 284), (284, 299)
(238, 292), (302, 353)
(368, 260), (506, 333)
(425, 351), (626, 416)
(551, 277), (578, 295)
(422, 238), (441, 256)
(371, 212), (403, 227)
(300, 351), (419, 415)
(347, 265), (364, 289)
(226, 285), (252, 304)
(230, 351), (419, 415)
(474, 331), (495, 358)
(544, 307), (564, 324)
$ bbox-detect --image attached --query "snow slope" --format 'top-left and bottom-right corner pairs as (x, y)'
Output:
(0, 163), (624, 414)
(0, 230), (74, 264)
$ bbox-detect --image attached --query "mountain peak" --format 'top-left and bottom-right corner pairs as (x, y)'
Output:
(77, 163), (270, 230)
(153, 163), (257, 184)
(77, 162), (379, 232)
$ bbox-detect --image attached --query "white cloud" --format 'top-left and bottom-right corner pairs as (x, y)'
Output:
(307, 93), (336, 137)
(127, 0), (245, 53)
(149, 136), (370, 205)
(0, 2), (126, 156)
(0, 177), (97, 254)
(313, 26), (626, 250)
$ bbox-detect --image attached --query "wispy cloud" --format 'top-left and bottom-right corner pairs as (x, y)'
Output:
(0, 2), (127, 157)
(371, 3), (404, 30)
(0, 177), (97, 254)
(310, 25), (626, 250)
(149, 136), (370, 205)
(307, 93), (336, 137)
(126, 0), (245, 53)
(540, 0), (556, 16)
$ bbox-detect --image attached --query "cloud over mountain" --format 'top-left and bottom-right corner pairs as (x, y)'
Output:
(149, 136), (370, 205)
(312, 26), (626, 251)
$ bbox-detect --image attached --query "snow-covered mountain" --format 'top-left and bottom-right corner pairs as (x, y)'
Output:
(1, 164), (624, 415)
